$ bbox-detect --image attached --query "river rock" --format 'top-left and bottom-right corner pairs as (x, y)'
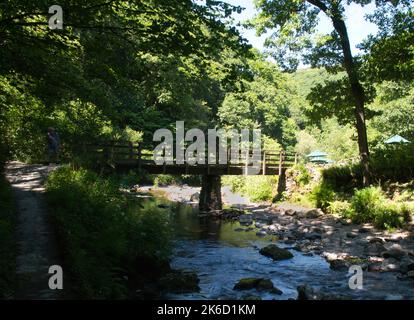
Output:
(256, 230), (267, 237)
(364, 242), (386, 257)
(368, 262), (382, 272)
(382, 244), (406, 260)
(233, 278), (282, 294)
(305, 209), (323, 219)
(259, 244), (293, 261)
(368, 237), (385, 244)
(239, 214), (253, 226)
(297, 284), (349, 300)
(329, 259), (350, 271)
(399, 256), (414, 274)
(337, 218), (352, 226)
(381, 258), (400, 272)
(346, 232), (358, 238)
(284, 209), (296, 216)
(297, 284), (318, 300)
(305, 232), (322, 241)
(255, 222), (265, 228)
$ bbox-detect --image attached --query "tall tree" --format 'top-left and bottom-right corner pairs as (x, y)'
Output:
(251, 0), (397, 186)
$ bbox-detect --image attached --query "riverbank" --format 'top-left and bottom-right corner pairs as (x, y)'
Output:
(138, 184), (414, 298)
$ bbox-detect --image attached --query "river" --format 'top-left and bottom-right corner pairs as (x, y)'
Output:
(137, 189), (414, 300)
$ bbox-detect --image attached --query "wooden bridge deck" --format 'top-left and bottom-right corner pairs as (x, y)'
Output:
(87, 141), (297, 175)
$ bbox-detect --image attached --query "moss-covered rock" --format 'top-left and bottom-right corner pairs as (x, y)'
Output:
(233, 277), (282, 294)
(259, 244), (293, 261)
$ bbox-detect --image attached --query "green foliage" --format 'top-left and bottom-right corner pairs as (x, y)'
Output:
(222, 175), (278, 202)
(308, 183), (336, 211)
(322, 164), (363, 191)
(45, 167), (171, 298)
(291, 164), (311, 186)
(368, 82), (414, 146)
(327, 200), (352, 216)
(343, 186), (412, 229)
(295, 118), (359, 162)
(350, 187), (385, 223)
(218, 52), (298, 148)
(153, 175), (180, 187)
(152, 174), (201, 187)
(288, 192), (315, 208)
(0, 177), (16, 298)
(0, 0), (253, 163)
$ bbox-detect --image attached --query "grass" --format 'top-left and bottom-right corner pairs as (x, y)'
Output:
(0, 176), (16, 299)
(45, 166), (172, 299)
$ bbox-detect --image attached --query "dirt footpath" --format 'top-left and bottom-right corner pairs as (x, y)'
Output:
(5, 161), (62, 299)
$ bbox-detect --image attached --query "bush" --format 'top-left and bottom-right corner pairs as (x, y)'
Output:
(308, 183), (336, 211)
(46, 167), (171, 298)
(327, 200), (351, 215)
(322, 164), (363, 191)
(0, 177), (16, 298)
(342, 186), (412, 230)
(292, 164), (311, 186)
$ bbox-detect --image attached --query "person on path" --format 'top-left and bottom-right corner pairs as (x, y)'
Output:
(46, 127), (60, 164)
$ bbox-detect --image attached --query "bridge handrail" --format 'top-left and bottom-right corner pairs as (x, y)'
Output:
(84, 140), (298, 174)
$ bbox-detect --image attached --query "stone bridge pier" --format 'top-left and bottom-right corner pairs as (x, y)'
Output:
(199, 174), (222, 212)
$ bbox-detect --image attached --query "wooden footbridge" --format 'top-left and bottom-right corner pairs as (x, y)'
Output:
(86, 140), (298, 176)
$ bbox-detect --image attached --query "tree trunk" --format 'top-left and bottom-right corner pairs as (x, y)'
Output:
(308, 0), (371, 186)
(199, 175), (222, 212)
(332, 17), (370, 186)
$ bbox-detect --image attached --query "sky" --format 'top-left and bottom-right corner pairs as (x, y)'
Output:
(223, 0), (379, 56)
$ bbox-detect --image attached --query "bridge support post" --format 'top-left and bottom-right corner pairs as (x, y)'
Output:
(274, 168), (287, 202)
(199, 175), (222, 212)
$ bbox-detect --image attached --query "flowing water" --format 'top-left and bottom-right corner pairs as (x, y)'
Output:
(138, 194), (414, 300)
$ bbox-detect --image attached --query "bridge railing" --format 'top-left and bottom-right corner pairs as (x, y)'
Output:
(86, 140), (298, 174)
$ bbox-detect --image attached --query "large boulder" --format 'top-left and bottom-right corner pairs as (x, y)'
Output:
(259, 244), (293, 261)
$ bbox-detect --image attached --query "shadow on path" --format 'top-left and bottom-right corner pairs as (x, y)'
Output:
(5, 161), (62, 299)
